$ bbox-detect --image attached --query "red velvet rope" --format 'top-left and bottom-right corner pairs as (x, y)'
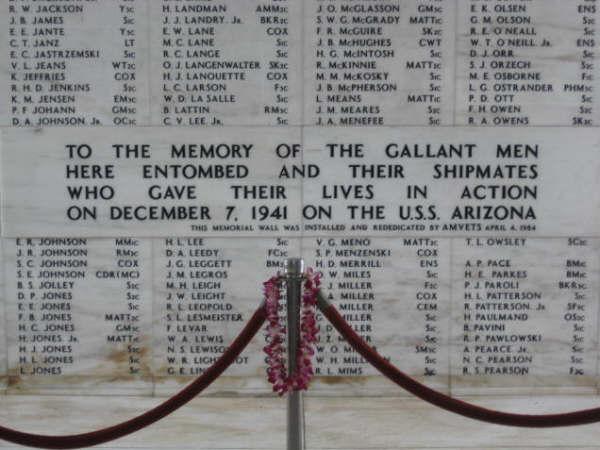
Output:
(320, 300), (600, 427)
(0, 306), (266, 449)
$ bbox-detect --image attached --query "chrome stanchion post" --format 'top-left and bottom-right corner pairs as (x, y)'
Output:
(285, 258), (304, 450)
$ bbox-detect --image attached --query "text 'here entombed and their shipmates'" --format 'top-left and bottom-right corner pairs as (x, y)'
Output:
(2, 127), (598, 238)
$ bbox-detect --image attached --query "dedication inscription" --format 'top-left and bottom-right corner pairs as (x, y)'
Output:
(0, 0), (599, 398)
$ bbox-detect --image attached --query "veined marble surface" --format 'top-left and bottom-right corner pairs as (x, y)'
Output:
(1, 0), (600, 439)
(0, 394), (597, 449)
(3, 127), (599, 238)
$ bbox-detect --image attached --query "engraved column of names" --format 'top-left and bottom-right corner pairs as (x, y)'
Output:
(304, 236), (449, 393)
(110, 0), (144, 127)
(156, 238), (234, 378)
(153, 0), (300, 126)
(456, 0), (600, 126)
(560, 238), (598, 381)
(5, 0), (149, 127)
(153, 237), (298, 394)
(409, 237), (445, 379)
(5, 237), (153, 394)
(306, 0), (454, 126)
(309, 237), (382, 378)
(571, 0), (598, 126)
(102, 238), (147, 378)
(10, 238), (83, 380)
(453, 238), (599, 394)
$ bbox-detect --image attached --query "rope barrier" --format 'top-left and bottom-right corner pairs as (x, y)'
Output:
(5, 272), (600, 449)
(317, 291), (600, 428)
(0, 305), (266, 450)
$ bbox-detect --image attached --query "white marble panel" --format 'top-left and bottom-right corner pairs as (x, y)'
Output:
(303, 0), (456, 126)
(450, 238), (600, 395)
(1, 126), (302, 237)
(3, 238), (153, 395)
(455, 0), (600, 127)
(302, 126), (600, 237)
(2, 0), (151, 128)
(152, 236), (300, 396)
(1, 0), (600, 417)
(302, 236), (451, 396)
(148, 0), (302, 127)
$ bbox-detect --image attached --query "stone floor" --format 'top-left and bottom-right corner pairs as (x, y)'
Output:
(0, 394), (598, 449)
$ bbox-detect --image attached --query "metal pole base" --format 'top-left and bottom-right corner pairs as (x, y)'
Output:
(285, 258), (305, 450)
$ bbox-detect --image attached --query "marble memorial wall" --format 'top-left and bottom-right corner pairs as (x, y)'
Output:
(0, 0), (599, 398)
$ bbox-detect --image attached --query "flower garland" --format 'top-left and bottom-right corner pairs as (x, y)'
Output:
(263, 269), (320, 395)
(263, 275), (288, 395)
(294, 268), (320, 390)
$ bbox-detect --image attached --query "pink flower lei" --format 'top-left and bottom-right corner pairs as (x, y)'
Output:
(263, 269), (321, 395)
